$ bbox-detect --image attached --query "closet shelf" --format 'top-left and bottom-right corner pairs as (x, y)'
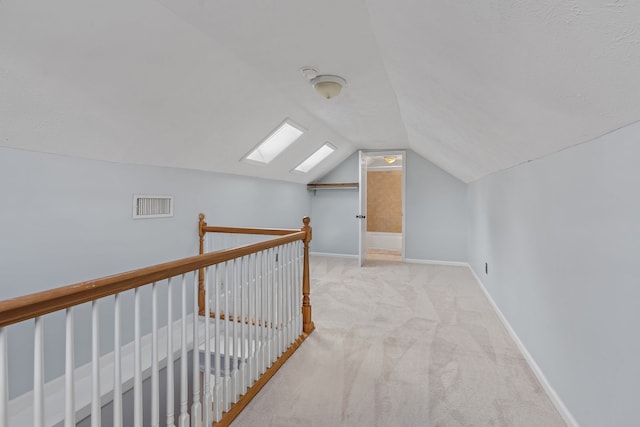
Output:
(306, 182), (359, 191)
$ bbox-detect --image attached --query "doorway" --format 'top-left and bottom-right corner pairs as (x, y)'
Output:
(358, 150), (406, 265)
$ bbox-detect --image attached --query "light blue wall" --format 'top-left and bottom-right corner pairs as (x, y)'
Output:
(0, 147), (310, 298)
(309, 150), (468, 262)
(0, 147), (310, 398)
(468, 122), (640, 427)
(405, 150), (467, 262)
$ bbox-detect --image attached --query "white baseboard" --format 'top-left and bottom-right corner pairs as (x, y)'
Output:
(467, 266), (580, 427)
(367, 232), (402, 251)
(311, 254), (470, 267)
(404, 258), (468, 267)
(310, 252), (358, 259)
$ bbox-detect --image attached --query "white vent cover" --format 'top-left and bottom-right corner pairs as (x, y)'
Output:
(133, 195), (174, 219)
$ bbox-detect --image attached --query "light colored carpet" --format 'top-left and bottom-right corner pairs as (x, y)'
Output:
(231, 256), (566, 427)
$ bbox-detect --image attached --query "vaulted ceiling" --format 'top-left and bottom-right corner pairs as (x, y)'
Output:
(2, 1), (639, 184)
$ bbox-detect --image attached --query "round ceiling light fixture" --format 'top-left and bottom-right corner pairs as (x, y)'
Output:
(310, 74), (347, 100)
(384, 156), (397, 164)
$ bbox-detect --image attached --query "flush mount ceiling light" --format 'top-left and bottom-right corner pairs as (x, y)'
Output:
(310, 74), (347, 100)
(384, 156), (397, 164)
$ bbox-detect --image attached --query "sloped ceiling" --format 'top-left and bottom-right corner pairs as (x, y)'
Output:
(1, 0), (639, 184)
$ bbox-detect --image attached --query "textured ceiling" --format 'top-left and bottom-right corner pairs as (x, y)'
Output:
(2, 0), (639, 183)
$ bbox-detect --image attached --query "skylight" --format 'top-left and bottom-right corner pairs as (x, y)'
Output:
(293, 143), (336, 173)
(243, 119), (305, 165)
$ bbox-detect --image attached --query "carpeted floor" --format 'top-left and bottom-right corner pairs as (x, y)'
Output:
(231, 256), (566, 426)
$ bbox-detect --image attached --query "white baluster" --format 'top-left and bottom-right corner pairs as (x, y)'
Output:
(167, 279), (175, 427)
(262, 250), (267, 369)
(286, 243), (291, 347)
(283, 244), (287, 343)
(282, 245), (288, 352)
(289, 243), (295, 344)
(134, 288), (143, 427)
(283, 244), (289, 348)
(293, 242), (298, 337)
(265, 249), (270, 367)
(203, 268), (212, 427)
(298, 241), (304, 335)
(252, 252), (261, 384)
(232, 258), (239, 402)
(34, 316), (44, 427)
(240, 256), (247, 393)
(248, 253), (255, 385)
(229, 260), (235, 403)
(297, 241), (303, 336)
(269, 248), (275, 366)
(277, 246), (283, 357)
(0, 327), (7, 427)
(65, 308), (75, 427)
(296, 242), (301, 336)
(247, 255), (252, 387)
(113, 294), (122, 427)
(254, 251), (260, 379)
(255, 252), (261, 377)
(276, 247), (282, 359)
(151, 283), (159, 427)
(191, 272), (201, 427)
(260, 250), (266, 374)
(91, 300), (101, 427)
(224, 261), (230, 411)
(285, 243), (291, 347)
(276, 246), (280, 357)
(248, 254), (254, 386)
(293, 243), (298, 340)
(213, 263), (221, 422)
(179, 275), (189, 427)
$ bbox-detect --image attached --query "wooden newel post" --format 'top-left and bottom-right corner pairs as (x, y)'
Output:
(301, 216), (315, 334)
(198, 213), (207, 316)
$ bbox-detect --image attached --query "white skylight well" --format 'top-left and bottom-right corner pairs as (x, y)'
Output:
(293, 142), (336, 173)
(243, 119), (305, 165)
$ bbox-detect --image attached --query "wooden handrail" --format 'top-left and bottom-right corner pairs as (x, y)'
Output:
(0, 231), (305, 328)
(198, 213), (299, 237)
(201, 226), (300, 236)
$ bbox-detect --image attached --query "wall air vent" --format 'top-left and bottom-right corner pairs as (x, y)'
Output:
(133, 195), (174, 219)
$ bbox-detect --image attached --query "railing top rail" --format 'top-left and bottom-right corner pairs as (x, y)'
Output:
(0, 230), (306, 328)
(201, 226), (299, 236)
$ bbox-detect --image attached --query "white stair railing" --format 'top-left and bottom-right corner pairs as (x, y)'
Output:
(0, 214), (314, 427)
(197, 239), (306, 424)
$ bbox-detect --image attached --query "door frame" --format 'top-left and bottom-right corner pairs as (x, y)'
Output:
(358, 150), (406, 263)
(358, 151), (367, 266)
